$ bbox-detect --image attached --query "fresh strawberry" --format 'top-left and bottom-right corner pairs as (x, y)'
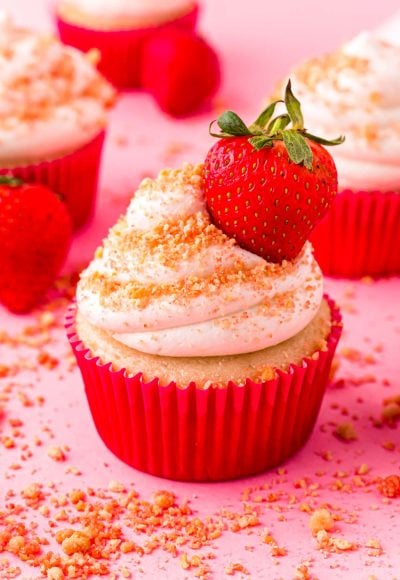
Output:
(141, 29), (220, 117)
(203, 81), (344, 262)
(0, 177), (72, 313)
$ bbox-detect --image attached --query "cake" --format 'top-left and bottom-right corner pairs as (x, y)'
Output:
(0, 12), (115, 229)
(55, 0), (198, 88)
(283, 32), (400, 277)
(68, 163), (341, 481)
(67, 85), (342, 481)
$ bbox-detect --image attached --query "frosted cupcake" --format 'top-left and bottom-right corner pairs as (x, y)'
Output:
(67, 162), (341, 481)
(0, 13), (115, 229)
(55, 0), (198, 88)
(286, 32), (400, 277)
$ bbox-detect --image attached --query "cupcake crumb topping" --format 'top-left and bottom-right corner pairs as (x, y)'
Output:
(77, 163), (324, 357)
(0, 13), (115, 164)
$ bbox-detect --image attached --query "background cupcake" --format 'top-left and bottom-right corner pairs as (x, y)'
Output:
(285, 32), (400, 277)
(68, 161), (342, 482)
(55, 0), (199, 89)
(0, 12), (115, 229)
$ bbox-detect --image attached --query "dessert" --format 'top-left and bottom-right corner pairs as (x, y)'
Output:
(140, 28), (221, 117)
(55, 0), (199, 89)
(67, 85), (342, 481)
(375, 10), (400, 46)
(0, 177), (72, 313)
(0, 12), (115, 229)
(283, 32), (400, 277)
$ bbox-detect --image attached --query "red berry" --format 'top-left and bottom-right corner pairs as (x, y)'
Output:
(141, 29), (221, 116)
(203, 81), (343, 262)
(0, 179), (72, 313)
(204, 137), (337, 262)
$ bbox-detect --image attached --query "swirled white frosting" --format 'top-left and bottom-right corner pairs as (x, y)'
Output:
(0, 13), (115, 166)
(77, 164), (324, 357)
(59, 0), (195, 28)
(289, 32), (400, 191)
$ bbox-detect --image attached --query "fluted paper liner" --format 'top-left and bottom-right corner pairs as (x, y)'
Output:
(56, 6), (198, 89)
(310, 189), (400, 278)
(66, 296), (342, 482)
(0, 132), (105, 230)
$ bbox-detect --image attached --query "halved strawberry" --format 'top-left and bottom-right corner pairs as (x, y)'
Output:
(203, 81), (344, 262)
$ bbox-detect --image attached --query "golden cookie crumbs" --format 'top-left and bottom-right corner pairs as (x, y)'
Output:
(377, 475), (400, 498)
(225, 562), (250, 575)
(153, 490), (175, 509)
(309, 508), (334, 535)
(47, 447), (67, 462)
(334, 422), (357, 441)
(381, 441), (395, 451)
(315, 530), (356, 552)
(107, 480), (125, 493)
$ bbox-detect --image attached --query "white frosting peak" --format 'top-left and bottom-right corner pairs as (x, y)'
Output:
(77, 164), (324, 357)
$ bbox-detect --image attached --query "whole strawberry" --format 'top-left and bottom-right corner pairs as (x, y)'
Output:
(0, 177), (72, 313)
(203, 81), (344, 262)
(141, 29), (220, 117)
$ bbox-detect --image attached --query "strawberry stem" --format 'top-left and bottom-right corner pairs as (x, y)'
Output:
(209, 80), (345, 169)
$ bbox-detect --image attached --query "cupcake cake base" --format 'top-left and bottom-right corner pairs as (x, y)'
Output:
(66, 296), (342, 482)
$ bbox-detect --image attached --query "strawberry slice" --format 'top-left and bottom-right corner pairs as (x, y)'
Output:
(203, 81), (344, 262)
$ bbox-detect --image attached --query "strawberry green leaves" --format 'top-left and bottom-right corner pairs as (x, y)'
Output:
(210, 111), (252, 137)
(283, 130), (313, 170)
(209, 80), (345, 170)
(284, 80), (304, 130)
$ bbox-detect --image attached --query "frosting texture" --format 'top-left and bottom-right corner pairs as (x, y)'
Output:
(375, 10), (400, 46)
(289, 32), (400, 191)
(0, 13), (115, 165)
(59, 0), (195, 29)
(77, 164), (323, 357)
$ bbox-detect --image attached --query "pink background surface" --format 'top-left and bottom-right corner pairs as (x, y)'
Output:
(1, 0), (400, 578)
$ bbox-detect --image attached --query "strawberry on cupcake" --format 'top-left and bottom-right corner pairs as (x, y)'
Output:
(68, 83), (343, 481)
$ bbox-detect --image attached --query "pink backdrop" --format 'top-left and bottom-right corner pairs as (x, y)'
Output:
(1, 1), (400, 579)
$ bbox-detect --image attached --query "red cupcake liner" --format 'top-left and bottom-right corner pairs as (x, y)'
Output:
(56, 6), (199, 89)
(310, 189), (400, 278)
(66, 296), (342, 482)
(0, 132), (105, 230)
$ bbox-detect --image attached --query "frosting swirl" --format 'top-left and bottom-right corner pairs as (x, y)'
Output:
(375, 10), (400, 46)
(77, 164), (324, 357)
(58, 0), (195, 29)
(0, 13), (115, 166)
(289, 32), (400, 191)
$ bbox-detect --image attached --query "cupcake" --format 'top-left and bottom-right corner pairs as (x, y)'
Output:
(68, 164), (341, 481)
(0, 13), (115, 229)
(55, 0), (198, 88)
(67, 85), (343, 481)
(284, 32), (400, 277)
